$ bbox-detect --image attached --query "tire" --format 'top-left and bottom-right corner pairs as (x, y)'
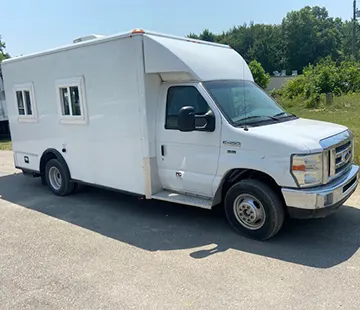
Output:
(224, 179), (285, 240)
(45, 158), (74, 196)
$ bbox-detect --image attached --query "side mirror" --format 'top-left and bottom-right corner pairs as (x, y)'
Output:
(178, 106), (195, 132)
(202, 110), (215, 132)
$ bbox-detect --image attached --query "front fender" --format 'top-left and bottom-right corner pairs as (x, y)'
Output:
(212, 148), (297, 197)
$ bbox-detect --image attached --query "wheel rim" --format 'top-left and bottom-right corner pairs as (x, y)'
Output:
(233, 194), (266, 230)
(48, 166), (62, 190)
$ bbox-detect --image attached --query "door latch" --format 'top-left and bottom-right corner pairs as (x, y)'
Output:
(176, 171), (183, 179)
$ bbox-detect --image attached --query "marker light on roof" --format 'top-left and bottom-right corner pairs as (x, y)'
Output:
(131, 29), (145, 34)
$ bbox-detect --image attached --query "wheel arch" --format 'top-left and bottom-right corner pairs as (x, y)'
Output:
(39, 148), (71, 178)
(213, 168), (284, 206)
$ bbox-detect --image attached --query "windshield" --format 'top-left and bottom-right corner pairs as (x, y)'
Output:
(203, 80), (287, 126)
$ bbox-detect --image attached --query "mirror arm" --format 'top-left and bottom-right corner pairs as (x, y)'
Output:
(194, 111), (215, 131)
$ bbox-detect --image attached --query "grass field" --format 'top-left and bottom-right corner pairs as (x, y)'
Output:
(0, 139), (12, 151)
(281, 93), (360, 164)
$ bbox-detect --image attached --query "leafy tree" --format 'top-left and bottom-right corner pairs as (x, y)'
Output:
(281, 6), (342, 72)
(247, 24), (285, 74)
(222, 23), (285, 74)
(188, 23), (284, 74)
(278, 57), (360, 107)
(188, 6), (352, 75)
(338, 59), (360, 92)
(187, 29), (223, 43)
(340, 20), (360, 60)
(248, 60), (270, 89)
(0, 35), (10, 63)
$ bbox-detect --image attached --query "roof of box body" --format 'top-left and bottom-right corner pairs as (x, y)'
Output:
(2, 29), (253, 82)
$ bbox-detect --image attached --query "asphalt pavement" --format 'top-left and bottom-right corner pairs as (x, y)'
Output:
(0, 150), (359, 309)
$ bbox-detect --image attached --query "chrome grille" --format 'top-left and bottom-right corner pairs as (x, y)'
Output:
(335, 141), (352, 174)
(320, 130), (354, 184)
(329, 137), (353, 181)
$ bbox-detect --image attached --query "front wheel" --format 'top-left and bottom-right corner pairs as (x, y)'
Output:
(224, 179), (285, 240)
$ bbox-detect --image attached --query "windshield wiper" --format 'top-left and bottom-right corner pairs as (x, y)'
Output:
(238, 115), (279, 121)
(273, 112), (297, 118)
(235, 115), (280, 126)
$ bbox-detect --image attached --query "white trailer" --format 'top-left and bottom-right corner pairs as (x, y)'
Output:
(0, 73), (8, 121)
(0, 72), (9, 137)
(2, 29), (359, 240)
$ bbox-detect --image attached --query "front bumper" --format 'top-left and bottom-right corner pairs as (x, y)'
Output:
(282, 164), (359, 219)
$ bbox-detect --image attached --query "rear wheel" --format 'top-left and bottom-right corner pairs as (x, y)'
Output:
(224, 179), (285, 240)
(45, 159), (74, 196)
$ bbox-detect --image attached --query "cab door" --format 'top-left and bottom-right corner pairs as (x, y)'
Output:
(156, 83), (221, 198)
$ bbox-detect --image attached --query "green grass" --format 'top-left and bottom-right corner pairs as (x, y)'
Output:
(0, 140), (12, 151)
(278, 93), (360, 164)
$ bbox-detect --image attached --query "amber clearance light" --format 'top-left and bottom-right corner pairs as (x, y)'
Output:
(131, 29), (145, 34)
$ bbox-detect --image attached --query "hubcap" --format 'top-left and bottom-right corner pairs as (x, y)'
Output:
(48, 166), (62, 190)
(233, 194), (266, 230)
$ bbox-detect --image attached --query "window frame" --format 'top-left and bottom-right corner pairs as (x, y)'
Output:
(55, 76), (87, 124)
(13, 82), (38, 122)
(164, 85), (212, 131)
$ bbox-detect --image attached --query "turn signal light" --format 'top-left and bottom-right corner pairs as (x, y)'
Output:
(292, 164), (306, 172)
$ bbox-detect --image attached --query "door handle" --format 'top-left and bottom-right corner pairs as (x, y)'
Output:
(161, 145), (165, 156)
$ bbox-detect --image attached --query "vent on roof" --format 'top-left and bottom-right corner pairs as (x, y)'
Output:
(73, 34), (105, 44)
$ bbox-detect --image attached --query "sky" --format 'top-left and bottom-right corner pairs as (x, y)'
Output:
(0, 0), (353, 57)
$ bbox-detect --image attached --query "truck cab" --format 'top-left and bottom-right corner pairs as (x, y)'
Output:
(155, 77), (359, 240)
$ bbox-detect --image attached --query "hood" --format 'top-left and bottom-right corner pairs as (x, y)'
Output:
(248, 117), (348, 152)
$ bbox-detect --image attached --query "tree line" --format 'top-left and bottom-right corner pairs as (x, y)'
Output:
(188, 6), (357, 75)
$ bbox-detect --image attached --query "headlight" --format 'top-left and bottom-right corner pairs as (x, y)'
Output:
(291, 153), (323, 187)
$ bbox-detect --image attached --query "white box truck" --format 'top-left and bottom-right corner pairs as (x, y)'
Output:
(2, 29), (359, 240)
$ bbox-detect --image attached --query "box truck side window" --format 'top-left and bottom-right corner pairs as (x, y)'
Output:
(13, 83), (37, 121)
(59, 86), (81, 116)
(165, 86), (209, 130)
(16, 90), (32, 115)
(55, 76), (87, 124)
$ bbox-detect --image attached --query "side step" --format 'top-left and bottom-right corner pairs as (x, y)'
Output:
(151, 190), (213, 209)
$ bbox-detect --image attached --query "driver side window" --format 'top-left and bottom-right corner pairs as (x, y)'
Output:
(165, 86), (209, 130)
